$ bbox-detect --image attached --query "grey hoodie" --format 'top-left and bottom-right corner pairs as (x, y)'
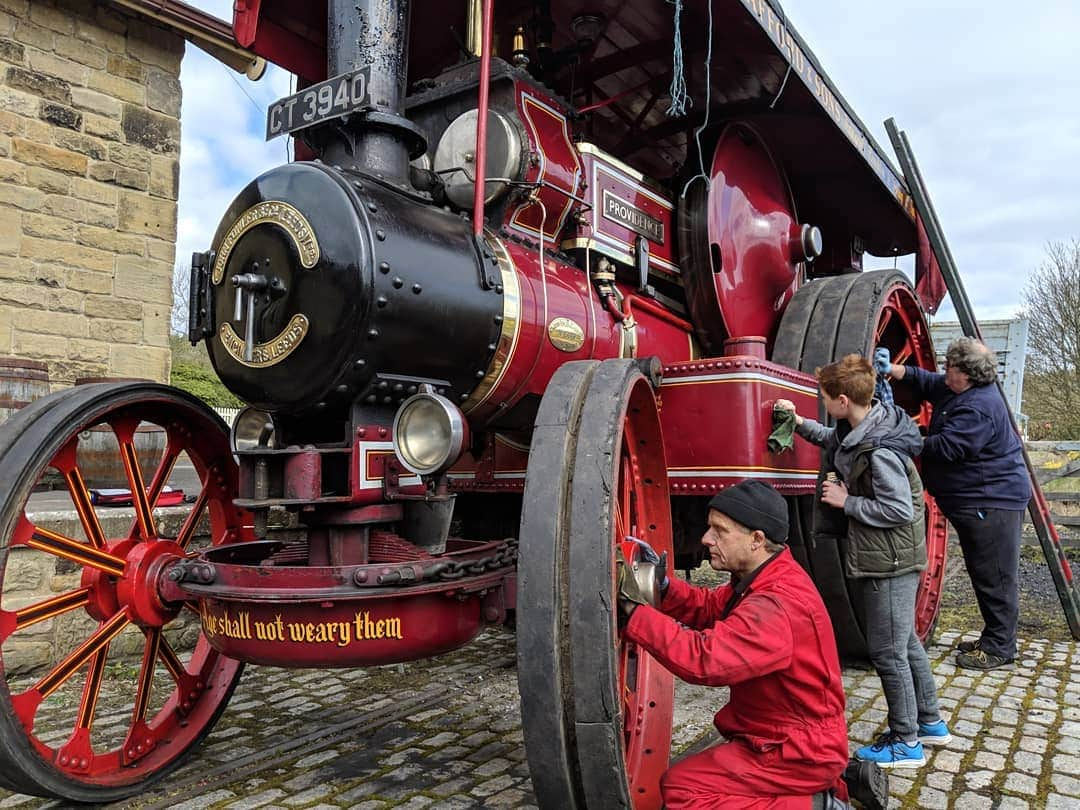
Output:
(796, 402), (923, 529)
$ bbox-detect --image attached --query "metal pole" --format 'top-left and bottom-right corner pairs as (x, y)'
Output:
(327, 0), (412, 182)
(885, 118), (1080, 640)
(472, 0), (494, 238)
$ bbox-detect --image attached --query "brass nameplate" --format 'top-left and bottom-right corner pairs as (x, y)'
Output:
(602, 189), (665, 244)
(212, 201), (319, 285)
(548, 317), (585, 352)
(219, 313), (309, 368)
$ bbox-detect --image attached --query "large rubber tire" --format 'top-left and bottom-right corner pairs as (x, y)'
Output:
(773, 270), (947, 661)
(519, 359), (675, 810)
(518, 361), (599, 810)
(0, 383), (247, 802)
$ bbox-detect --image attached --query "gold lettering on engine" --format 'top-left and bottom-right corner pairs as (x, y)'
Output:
(211, 201), (319, 285)
(219, 314), (310, 367)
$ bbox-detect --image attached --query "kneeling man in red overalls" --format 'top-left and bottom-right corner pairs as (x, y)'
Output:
(618, 480), (851, 809)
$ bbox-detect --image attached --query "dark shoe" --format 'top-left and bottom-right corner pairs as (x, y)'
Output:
(843, 758), (890, 810)
(956, 639), (980, 654)
(956, 648), (1013, 671)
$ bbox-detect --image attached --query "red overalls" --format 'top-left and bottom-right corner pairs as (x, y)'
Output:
(625, 548), (849, 809)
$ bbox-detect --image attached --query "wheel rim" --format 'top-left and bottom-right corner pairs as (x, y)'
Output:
(773, 270), (947, 656)
(0, 384), (246, 800)
(519, 360), (674, 810)
(568, 362), (673, 809)
(610, 419), (674, 806)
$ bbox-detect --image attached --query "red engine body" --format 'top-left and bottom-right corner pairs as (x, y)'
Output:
(177, 0), (934, 671)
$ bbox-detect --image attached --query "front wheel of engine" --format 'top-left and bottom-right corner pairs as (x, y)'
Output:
(0, 383), (247, 802)
(519, 359), (674, 809)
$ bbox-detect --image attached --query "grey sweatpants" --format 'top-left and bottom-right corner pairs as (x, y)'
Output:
(855, 571), (942, 738)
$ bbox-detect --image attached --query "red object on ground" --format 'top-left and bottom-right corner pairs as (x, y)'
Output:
(90, 488), (185, 507)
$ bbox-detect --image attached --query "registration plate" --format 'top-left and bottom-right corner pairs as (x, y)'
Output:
(265, 67), (372, 141)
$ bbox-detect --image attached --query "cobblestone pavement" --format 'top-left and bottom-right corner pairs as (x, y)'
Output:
(0, 625), (1077, 810)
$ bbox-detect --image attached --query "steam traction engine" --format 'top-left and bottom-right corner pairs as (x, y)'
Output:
(0, 0), (949, 806)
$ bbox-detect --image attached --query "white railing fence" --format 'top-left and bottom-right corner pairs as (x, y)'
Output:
(213, 406), (242, 427)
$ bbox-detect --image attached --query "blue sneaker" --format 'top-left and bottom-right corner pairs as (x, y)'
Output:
(918, 719), (952, 746)
(855, 732), (927, 769)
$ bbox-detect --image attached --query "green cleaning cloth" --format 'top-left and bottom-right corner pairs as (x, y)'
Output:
(768, 405), (797, 454)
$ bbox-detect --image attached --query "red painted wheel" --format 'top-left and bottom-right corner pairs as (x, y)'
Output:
(519, 359), (674, 809)
(0, 383), (247, 802)
(773, 270), (947, 658)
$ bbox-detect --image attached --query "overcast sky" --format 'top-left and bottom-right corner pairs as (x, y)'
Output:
(179, 0), (1080, 324)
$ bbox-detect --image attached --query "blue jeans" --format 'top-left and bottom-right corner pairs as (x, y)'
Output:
(855, 571), (941, 738)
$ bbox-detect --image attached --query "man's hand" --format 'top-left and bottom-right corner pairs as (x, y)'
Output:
(615, 548), (650, 621)
(627, 536), (668, 593)
(873, 347), (892, 376)
(821, 479), (849, 509)
(774, 398), (804, 426)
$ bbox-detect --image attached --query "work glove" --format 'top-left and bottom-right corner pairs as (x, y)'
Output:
(627, 535), (669, 593)
(872, 347), (892, 375)
(615, 548), (650, 622)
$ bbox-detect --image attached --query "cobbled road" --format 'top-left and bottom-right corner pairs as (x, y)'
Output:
(1, 580), (1078, 809)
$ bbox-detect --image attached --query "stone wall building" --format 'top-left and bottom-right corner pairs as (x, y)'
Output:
(0, 0), (258, 387)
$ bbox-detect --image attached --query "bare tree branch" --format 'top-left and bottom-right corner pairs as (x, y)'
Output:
(1022, 240), (1080, 438)
(171, 263), (190, 337)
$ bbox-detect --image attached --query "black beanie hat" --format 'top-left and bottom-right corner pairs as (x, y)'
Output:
(707, 481), (789, 544)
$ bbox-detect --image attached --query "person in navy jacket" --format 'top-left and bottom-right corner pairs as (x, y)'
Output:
(877, 337), (1030, 670)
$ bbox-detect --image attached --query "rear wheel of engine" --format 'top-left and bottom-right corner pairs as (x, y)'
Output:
(519, 359), (674, 810)
(773, 269), (947, 660)
(0, 383), (247, 802)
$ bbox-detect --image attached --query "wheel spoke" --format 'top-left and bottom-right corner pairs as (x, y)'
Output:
(74, 648), (109, 732)
(175, 487), (209, 551)
(17, 517), (126, 577)
(155, 635), (202, 717)
(131, 629), (161, 724)
(127, 441), (182, 540)
(146, 443), (181, 505)
(874, 306), (896, 340)
(157, 634), (188, 685)
(64, 467), (107, 549)
(119, 436), (156, 539)
(54, 647), (110, 775)
(0, 589), (91, 642)
(32, 611), (129, 699)
(51, 439), (108, 549)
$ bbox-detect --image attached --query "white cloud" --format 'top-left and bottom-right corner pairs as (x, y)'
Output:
(783, 0), (1080, 325)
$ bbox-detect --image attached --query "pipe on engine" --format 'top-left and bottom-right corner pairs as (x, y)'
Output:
(325, 0), (415, 183)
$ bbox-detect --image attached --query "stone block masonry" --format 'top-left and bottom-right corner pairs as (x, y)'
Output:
(0, 0), (184, 386)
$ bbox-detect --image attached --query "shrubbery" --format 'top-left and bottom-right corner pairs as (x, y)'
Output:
(169, 360), (243, 408)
